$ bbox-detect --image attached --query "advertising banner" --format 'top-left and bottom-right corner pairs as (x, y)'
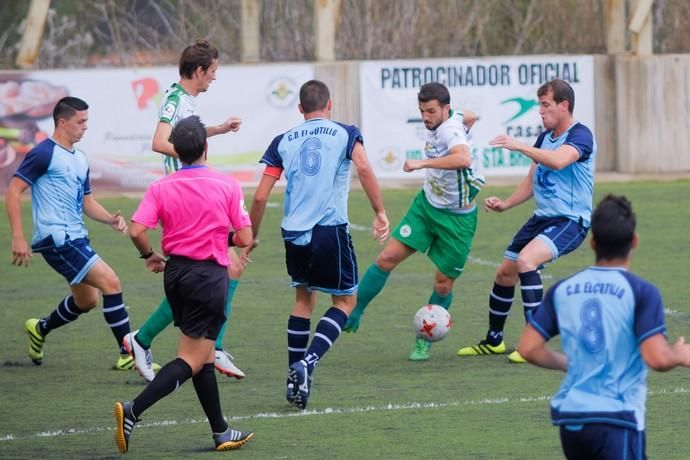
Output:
(360, 55), (594, 178)
(0, 64), (313, 190)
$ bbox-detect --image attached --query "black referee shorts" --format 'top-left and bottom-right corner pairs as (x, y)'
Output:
(164, 255), (228, 340)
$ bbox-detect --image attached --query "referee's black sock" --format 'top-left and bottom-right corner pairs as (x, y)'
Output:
(193, 363), (227, 433)
(132, 357), (193, 418)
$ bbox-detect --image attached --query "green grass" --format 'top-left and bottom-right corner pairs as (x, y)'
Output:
(1, 180), (690, 459)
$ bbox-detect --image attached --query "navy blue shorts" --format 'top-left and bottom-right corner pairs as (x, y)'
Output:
(284, 224), (358, 296)
(505, 215), (588, 262)
(560, 423), (646, 460)
(32, 235), (100, 285)
(164, 256), (228, 341)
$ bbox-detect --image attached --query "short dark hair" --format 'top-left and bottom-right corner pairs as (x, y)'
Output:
(179, 39), (219, 79)
(171, 116), (207, 164)
(53, 97), (88, 125)
(299, 80), (330, 113)
(591, 194), (636, 261)
(418, 82), (450, 105)
(538, 79), (575, 114)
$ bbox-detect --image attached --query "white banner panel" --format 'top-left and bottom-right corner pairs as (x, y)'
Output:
(0, 64), (313, 189)
(360, 56), (594, 178)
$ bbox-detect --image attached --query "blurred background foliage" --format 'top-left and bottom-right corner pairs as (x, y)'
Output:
(0, 0), (688, 69)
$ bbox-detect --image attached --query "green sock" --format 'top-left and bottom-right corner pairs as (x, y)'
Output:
(136, 297), (174, 349)
(352, 264), (390, 317)
(215, 279), (239, 350)
(429, 290), (453, 310)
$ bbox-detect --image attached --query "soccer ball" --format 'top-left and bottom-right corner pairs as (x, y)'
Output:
(413, 304), (452, 342)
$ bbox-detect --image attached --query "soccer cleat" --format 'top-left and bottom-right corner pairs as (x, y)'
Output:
(343, 313), (361, 333)
(123, 331), (156, 382)
(409, 336), (432, 361)
(286, 381), (297, 404)
(288, 361), (310, 410)
(114, 400), (139, 454)
(214, 349), (246, 379)
(456, 339), (506, 356)
(508, 349), (527, 363)
(24, 318), (45, 365)
(113, 355), (135, 371)
(213, 427), (254, 451)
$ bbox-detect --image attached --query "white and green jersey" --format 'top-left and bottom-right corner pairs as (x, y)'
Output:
(422, 109), (485, 211)
(158, 82), (197, 174)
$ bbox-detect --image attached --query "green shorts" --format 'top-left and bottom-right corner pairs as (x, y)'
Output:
(393, 191), (477, 279)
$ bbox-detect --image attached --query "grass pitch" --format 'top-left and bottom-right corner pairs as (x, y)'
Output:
(1, 180), (689, 459)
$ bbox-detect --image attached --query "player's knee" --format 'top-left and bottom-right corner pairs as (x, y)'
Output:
(515, 255), (538, 274)
(75, 296), (98, 312)
(100, 275), (122, 294)
(374, 251), (399, 272)
(495, 266), (518, 286)
(433, 281), (453, 297)
(228, 265), (243, 279)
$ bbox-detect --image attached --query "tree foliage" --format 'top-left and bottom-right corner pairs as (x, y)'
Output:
(0, 0), (688, 69)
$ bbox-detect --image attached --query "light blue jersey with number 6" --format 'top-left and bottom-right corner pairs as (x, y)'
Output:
(260, 118), (362, 237)
(528, 266), (666, 431)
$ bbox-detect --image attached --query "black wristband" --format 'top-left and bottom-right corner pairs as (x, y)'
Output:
(228, 231), (236, 247)
(139, 249), (154, 259)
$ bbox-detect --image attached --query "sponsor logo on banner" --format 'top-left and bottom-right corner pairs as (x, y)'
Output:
(266, 78), (298, 109)
(360, 55), (594, 178)
(377, 146), (403, 171)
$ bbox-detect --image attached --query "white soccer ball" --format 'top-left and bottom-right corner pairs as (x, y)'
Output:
(412, 304), (452, 342)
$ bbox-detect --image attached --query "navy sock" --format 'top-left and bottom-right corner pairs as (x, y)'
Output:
(519, 270), (543, 321)
(486, 283), (515, 345)
(193, 363), (227, 433)
(287, 315), (310, 367)
(40, 296), (82, 335)
(102, 293), (131, 354)
(302, 307), (347, 374)
(132, 357), (193, 418)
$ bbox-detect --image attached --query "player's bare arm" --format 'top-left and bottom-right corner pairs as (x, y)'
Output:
(352, 142), (389, 242)
(462, 109), (478, 130)
(83, 195), (128, 234)
(490, 134), (579, 170)
(243, 172), (279, 260)
(518, 323), (568, 371)
(403, 144), (471, 172)
(207, 117), (242, 137)
(640, 334), (690, 371)
(6, 176), (31, 267)
(151, 122), (177, 158)
(484, 163), (536, 213)
(129, 221), (165, 273)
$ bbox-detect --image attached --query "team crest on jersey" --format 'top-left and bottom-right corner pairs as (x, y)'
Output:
(163, 102), (176, 117)
(399, 224), (412, 238)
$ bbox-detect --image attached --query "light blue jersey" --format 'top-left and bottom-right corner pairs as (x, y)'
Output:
(529, 267), (666, 431)
(14, 138), (92, 247)
(532, 122), (596, 227)
(261, 118), (361, 238)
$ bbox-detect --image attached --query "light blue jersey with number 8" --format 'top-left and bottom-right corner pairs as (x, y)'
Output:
(528, 266), (666, 431)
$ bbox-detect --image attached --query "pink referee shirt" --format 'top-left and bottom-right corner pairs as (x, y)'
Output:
(132, 165), (251, 267)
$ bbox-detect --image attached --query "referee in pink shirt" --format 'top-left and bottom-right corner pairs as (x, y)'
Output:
(113, 115), (254, 453)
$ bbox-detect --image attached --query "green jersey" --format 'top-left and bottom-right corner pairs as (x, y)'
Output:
(158, 82), (197, 174)
(422, 110), (485, 210)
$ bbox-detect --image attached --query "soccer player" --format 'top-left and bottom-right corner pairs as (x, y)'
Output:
(457, 78), (595, 363)
(244, 80), (389, 409)
(518, 194), (690, 459)
(6, 96), (134, 371)
(124, 39), (246, 382)
(343, 82), (484, 362)
(114, 116), (254, 453)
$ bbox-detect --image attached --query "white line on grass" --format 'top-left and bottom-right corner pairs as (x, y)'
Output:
(2, 387), (688, 443)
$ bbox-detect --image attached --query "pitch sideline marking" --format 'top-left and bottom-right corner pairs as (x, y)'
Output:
(1, 387), (688, 442)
